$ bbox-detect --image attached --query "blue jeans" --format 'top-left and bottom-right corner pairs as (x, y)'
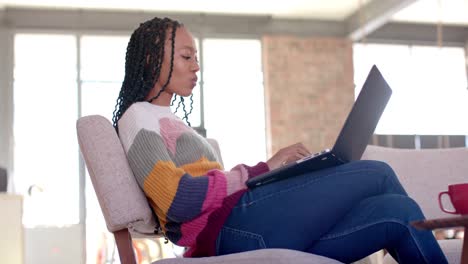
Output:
(216, 160), (447, 264)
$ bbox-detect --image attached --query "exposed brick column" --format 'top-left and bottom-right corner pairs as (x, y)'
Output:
(262, 36), (354, 156)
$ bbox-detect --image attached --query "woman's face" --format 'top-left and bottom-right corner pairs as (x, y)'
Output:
(147, 26), (200, 105)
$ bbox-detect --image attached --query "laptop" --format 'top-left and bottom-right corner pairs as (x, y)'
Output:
(246, 65), (392, 189)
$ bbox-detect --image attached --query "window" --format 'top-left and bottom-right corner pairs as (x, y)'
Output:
(80, 35), (129, 119)
(354, 43), (468, 135)
(202, 39), (266, 168)
(14, 34), (79, 226)
(13, 33), (267, 263)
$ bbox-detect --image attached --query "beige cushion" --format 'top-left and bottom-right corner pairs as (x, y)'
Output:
(363, 145), (467, 264)
(362, 145), (468, 220)
(155, 248), (343, 264)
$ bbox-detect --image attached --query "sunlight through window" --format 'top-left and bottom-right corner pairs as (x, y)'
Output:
(354, 43), (468, 135)
(14, 34), (79, 226)
(203, 39), (266, 169)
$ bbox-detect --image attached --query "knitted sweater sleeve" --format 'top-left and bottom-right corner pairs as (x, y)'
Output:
(118, 106), (269, 228)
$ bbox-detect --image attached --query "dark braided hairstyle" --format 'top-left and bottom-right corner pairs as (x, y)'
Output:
(173, 94), (194, 126)
(112, 17), (194, 128)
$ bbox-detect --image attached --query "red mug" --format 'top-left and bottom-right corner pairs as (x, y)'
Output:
(438, 183), (468, 215)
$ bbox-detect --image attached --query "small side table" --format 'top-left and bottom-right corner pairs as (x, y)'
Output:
(412, 215), (468, 264)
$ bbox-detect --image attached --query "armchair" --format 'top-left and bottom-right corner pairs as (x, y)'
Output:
(362, 145), (466, 264)
(76, 115), (342, 264)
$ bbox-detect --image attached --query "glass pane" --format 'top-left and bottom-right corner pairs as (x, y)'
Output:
(14, 34), (77, 81)
(202, 39), (266, 169)
(81, 82), (122, 120)
(353, 43), (415, 135)
(409, 46), (468, 134)
(80, 35), (129, 82)
(14, 34), (79, 226)
(353, 44), (468, 135)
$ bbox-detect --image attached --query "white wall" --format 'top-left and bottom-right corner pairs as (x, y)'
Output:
(0, 194), (24, 264)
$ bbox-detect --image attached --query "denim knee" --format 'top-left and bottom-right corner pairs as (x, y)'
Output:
(358, 160), (407, 194)
(380, 195), (424, 221)
(359, 160), (395, 176)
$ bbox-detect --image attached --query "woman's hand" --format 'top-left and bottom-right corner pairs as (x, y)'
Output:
(266, 142), (312, 170)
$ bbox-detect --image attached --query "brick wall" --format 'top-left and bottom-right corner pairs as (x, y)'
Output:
(262, 36), (354, 156)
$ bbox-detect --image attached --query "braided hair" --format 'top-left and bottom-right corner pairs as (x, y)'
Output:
(112, 17), (194, 128)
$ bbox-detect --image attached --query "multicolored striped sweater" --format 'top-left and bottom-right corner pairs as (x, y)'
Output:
(118, 102), (269, 257)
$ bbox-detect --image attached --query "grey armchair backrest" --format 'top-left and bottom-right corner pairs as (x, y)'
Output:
(77, 115), (157, 234)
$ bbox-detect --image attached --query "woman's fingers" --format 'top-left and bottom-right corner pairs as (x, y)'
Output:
(296, 148), (311, 157)
(288, 143), (312, 164)
(269, 142), (312, 168)
(288, 143), (311, 158)
(296, 143), (312, 155)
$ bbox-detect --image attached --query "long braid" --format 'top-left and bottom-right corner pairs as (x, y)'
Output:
(182, 98), (190, 126)
(112, 17), (182, 128)
(174, 97), (183, 114)
(187, 94), (194, 116)
(171, 94), (178, 106)
(172, 94), (194, 127)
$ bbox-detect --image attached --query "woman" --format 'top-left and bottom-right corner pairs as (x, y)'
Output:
(113, 17), (447, 263)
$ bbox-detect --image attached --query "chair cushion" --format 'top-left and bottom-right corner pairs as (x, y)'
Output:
(154, 248), (343, 264)
(362, 145), (468, 220)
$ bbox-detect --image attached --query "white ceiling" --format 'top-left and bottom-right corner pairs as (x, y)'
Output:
(393, 0), (468, 25)
(0, 0), (467, 25)
(0, 0), (371, 19)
